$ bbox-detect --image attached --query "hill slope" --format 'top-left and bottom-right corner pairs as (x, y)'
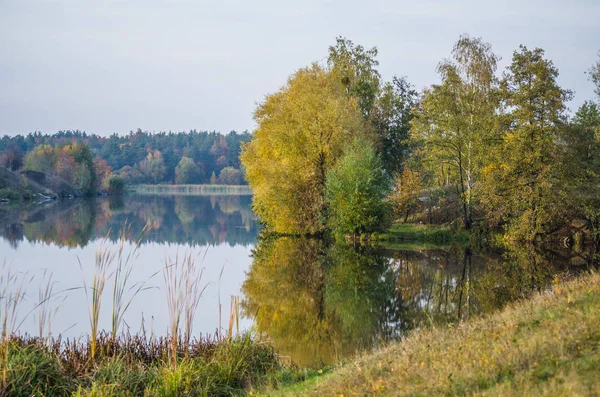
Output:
(0, 168), (82, 200)
(269, 271), (600, 396)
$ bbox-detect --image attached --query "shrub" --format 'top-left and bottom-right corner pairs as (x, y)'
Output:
(107, 175), (126, 195)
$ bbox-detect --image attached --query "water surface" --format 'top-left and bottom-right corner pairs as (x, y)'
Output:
(0, 194), (257, 339)
(0, 196), (595, 367)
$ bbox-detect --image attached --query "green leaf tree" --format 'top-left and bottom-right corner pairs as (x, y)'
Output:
(588, 51), (600, 100)
(325, 138), (391, 236)
(412, 35), (500, 230)
(139, 149), (166, 184)
(218, 166), (243, 185)
(371, 76), (418, 176)
(174, 156), (204, 184)
(328, 37), (381, 119)
(481, 46), (573, 241)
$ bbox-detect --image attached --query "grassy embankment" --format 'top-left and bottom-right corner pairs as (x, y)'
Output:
(0, 231), (312, 396)
(0, 168), (54, 201)
(265, 271), (600, 396)
(131, 184), (253, 196)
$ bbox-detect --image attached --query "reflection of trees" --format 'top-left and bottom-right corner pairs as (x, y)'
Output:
(0, 195), (258, 247)
(242, 238), (406, 367)
(102, 195), (258, 247)
(13, 199), (96, 248)
(243, 240), (592, 367)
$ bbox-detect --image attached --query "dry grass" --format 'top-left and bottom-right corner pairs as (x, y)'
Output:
(163, 251), (209, 362)
(133, 184), (252, 196)
(270, 271), (600, 396)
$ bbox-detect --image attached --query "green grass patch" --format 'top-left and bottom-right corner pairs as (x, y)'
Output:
(379, 222), (468, 244)
(0, 335), (292, 396)
(267, 271), (600, 396)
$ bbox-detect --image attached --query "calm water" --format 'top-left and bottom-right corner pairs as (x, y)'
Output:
(0, 195), (596, 367)
(0, 195), (258, 340)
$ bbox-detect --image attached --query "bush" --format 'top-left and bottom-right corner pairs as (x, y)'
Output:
(107, 175), (126, 195)
(325, 138), (391, 236)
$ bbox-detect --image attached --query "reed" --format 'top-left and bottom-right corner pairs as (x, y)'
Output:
(0, 261), (32, 339)
(163, 251), (208, 363)
(133, 184), (252, 196)
(79, 236), (114, 360)
(228, 296), (240, 341)
(110, 221), (152, 341)
(36, 270), (65, 346)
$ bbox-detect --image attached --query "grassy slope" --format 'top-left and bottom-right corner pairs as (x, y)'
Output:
(266, 271), (600, 396)
(0, 167), (53, 199)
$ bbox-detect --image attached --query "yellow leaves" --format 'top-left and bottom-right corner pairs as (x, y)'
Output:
(241, 64), (368, 234)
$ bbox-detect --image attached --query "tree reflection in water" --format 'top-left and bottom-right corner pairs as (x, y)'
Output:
(242, 237), (597, 367)
(0, 195), (258, 248)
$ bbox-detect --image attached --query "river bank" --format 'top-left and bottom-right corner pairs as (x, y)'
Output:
(265, 270), (600, 396)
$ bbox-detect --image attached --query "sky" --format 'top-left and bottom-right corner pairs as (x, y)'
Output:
(1, 0), (599, 137)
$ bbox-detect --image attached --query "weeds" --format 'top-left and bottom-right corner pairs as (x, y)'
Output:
(79, 237), (113, 360)
(0, 261), (32, 339)
(163, 251), (208, 362)
(110, 221), (152, 341)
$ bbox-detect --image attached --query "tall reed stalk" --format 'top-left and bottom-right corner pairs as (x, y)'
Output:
(0, 261), (31, 339)
(0, 262), (31, 390)
(163, 251), (208, 363)
(80, 237), (114, 360)
(110, 221), (151, 341)
(228, 296), (240, 341)
(36, 270), (64, 345)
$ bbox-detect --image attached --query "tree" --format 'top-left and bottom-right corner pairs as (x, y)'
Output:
(175, 157), (204, 184)
(0, 145), (23, 171)
(481, 46), (572, 241)
(55, 149), (77, 182)
(569, 101), (600, 242)
(62, 143), (97, 195)
(241, 64), (369, 234)
(218, 167), (243, 185)
(24, 144), (57, 172)
(139, 149), (166, 184)
(94, 156), (113, 191)
(371, 76), (418, 176)
(116, 165), (144, 184)
(328, 37), (381, 118)
(412, 35), (500, 230)
(209, 171), (218, 185)
(107, 175), (125, 195)
(325, 138), (391, 235)
(588, 51), (600, 100)
(391, 167), (422, 223)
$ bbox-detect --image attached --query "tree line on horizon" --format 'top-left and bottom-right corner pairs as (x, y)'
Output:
(0, 129), (251, 194)
(241, 35), (600, 242)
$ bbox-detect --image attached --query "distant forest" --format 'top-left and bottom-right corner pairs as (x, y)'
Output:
(0, 129), (251, 190)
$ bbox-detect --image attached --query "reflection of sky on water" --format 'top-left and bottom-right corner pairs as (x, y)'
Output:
(1, 239), (254, 340)
(0, 194), (258, 340)
(1, 195), (597, 366)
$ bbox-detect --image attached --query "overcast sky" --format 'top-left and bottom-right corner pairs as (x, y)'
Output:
(1, 0), (599, 136)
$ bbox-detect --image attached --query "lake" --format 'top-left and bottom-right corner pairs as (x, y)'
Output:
(0, 194), (596, 367)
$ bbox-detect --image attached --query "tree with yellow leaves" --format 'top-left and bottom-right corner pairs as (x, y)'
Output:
(241, 64), (370, 235)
